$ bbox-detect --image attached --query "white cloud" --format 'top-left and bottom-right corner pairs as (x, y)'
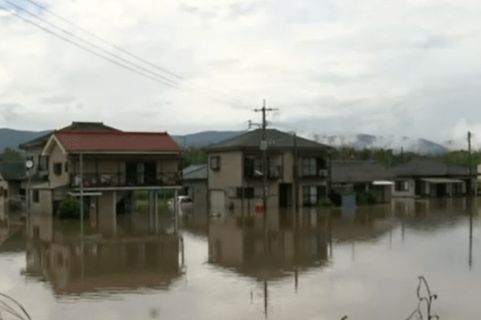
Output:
(0, 0), (481, 139)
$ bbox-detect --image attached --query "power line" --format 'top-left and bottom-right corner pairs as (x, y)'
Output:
(23, 0), (183, 81)
(0, 4), (177, 87)
(3, 0), (179, 87)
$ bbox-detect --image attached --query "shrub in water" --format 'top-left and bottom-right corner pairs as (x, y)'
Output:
(58, 196), (80, 219)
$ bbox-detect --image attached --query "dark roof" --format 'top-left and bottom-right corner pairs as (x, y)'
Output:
(19, 122), (120, 150)
(18, 131), (53, 149)
(393, 159), (470, 177)
(53, 131), (181, 153)
(182, 164), (208, 180)
(206, 128), (332, 152)
(331, 160), (392, 183)
(0, 162), (26, 180)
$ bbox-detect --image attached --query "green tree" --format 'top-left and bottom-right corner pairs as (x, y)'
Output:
(0, 148), (23, 161)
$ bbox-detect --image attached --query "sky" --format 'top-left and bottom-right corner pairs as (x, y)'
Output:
(1, 0), (481, 145)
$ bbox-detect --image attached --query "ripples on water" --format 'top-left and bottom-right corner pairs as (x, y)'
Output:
(0, 197), (480, 320)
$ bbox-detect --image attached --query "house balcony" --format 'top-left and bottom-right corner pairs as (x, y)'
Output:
(70, 171), (181, 189)
(244, 165), (283, 180)
(299, 169), (329, 180)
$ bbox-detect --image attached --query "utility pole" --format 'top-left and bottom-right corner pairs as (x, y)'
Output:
(254, 99), (278, 213)
(468, 131), (474, 196)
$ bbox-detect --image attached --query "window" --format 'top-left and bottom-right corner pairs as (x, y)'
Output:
(32, 190), (39, 203)
(395, 180), (409, 192)
(210, 156), (221, 171)
(244, 156), (262, 177)
(64, 162), (69, 173)
(303, 186), (319, 206)
(301, 158), (317, 177)
(53, 162), (62, 175)
(245, 156), (280, 178)
(235, 187), (254, 199)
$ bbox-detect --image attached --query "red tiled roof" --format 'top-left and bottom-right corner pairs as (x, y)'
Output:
(54, 131), (180, 153)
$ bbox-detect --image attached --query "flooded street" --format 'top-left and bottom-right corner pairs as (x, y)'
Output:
(1, 198), (481, 320)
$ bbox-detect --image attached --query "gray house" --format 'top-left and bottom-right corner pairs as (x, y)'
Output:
(331, 160), (393, 205)
(392, 159), (473, 198)
(206, 128), (333, 213)
(182, 164), (208, 207)
(0, 161), (26, 212)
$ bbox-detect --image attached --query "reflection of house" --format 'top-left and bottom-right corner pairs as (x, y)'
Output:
(25, 214), (183, 295)
(182, 164), (208, 207)
(206, 129), (332, 213)
(392, 159), (472, 198)
(331, 160), (393, 205)
(208, 209), (329, 280)
(0, 161), (26, 211)
(330, 205), (395, 242)
(19, 122), (182, 220)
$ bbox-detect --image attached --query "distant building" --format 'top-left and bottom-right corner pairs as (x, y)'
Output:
(392, 159), (473, 198)
(182, 164), (208, 207)
(331, 160), (393, 205)
(206, 128), (333, 213)
(0, 161), (26, 212)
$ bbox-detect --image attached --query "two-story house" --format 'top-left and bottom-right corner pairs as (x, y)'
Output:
(20, 123), (182, 229)
(206, 129), (332, 213)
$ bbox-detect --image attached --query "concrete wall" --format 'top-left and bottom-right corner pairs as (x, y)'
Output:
(208, 151), (243, 190)
(30, 189), (53, 215)
(48, 143), (69, 188)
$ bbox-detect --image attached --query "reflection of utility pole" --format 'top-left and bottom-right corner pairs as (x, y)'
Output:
(264, 279), (268, 319)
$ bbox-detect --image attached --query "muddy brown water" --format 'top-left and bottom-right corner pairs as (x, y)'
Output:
(0, 197), (480, 319)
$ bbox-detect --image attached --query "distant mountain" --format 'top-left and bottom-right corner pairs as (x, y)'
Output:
(0, 129), (50, 152)
(314, 134), (449, 155)
(173, 131), (244, 148)
(0, 128), (451, 155)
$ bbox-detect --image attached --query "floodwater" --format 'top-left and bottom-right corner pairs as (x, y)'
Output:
(1, 198), (481, 320)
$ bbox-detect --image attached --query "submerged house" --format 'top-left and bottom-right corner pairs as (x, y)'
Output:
(392, 159), (473, 198)
(206, 129), (332, 213)
(19, 122), (182, 223)
(0, 161), (26, 211)
(182, 164), (208, 207)
(331, 160), (393, 205)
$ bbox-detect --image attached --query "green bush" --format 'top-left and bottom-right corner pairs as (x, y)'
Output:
(318, 198), (334, 208)
(357, 192), (377, 206)
(58, 196), (80, 219)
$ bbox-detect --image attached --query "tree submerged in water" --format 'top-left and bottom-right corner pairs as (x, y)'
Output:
(341, 276), (439, 320)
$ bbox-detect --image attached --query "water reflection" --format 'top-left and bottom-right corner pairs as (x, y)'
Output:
(0, 198), (479, 319)
(24, 213), (184, 296)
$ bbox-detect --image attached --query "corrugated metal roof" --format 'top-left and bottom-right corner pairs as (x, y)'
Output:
(54, 131), (181, 153)
(182, 164), (208, 180)
(331, 160), (393, 183)
(393, 159), (470, 177)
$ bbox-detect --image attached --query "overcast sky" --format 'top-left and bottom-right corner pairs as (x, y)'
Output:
(1, 0), (481, 145)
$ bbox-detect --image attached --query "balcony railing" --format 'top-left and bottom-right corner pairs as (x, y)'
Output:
(244, 165), (283, 180)
(70, 172), (181, 188)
